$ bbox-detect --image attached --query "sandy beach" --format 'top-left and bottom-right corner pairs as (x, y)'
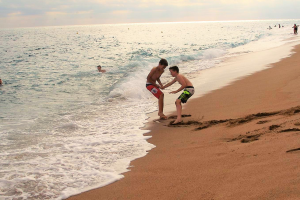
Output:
(68, 44), (300, 200)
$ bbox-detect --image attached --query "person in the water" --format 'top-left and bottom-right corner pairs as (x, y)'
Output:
(0, 79), (3, 85)
(293, 24), (298, 34)
(162, 66), (195, 125)
(97, 65), (106, 73)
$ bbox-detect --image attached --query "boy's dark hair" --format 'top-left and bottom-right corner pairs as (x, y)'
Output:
(159, 58), (168, 66)
(169, 66), (179, 73)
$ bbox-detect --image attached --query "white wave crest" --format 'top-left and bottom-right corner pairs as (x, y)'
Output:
(202, 49), (226, 60)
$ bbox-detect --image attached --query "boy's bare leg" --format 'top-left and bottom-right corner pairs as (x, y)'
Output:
(158, 93), (167, 119)
(173, 99), (182, 124)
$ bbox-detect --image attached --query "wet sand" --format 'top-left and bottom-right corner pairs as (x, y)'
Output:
(68, 45), (300, 200)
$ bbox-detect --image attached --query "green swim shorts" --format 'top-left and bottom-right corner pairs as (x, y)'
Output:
(178, 86), (195, 103)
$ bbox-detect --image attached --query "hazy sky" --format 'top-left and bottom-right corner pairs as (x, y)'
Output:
(0, 0), (299, 28)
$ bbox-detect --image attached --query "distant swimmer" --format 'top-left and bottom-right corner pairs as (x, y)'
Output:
(0, 79), (2, 85)
(161, 66), (194, 125)
(293, 24), (299, 34)
(146, 58), (168, 120)
(279, 24), (281, 28)
(97, 65), (106, 73)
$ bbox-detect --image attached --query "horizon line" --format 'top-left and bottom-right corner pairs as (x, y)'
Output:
(1, 18), (300, 30)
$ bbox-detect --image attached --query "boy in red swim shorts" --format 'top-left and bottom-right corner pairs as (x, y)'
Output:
(146, 59), (168, 119)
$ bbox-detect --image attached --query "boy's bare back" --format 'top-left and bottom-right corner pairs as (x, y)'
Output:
(176, 74), (193, 87)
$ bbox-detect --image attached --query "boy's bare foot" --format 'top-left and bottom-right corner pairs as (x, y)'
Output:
(172, 120), (183, 125)
(158, 113), (168, 120)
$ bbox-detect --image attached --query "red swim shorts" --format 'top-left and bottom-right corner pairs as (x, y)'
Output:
(146, 84), (163, 99)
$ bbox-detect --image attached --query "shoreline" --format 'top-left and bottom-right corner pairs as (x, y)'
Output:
(146, 40), (299, 124)
(68, 43), (300, 200)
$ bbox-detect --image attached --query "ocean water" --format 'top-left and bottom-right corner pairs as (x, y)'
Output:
(0, 19), (300, 199)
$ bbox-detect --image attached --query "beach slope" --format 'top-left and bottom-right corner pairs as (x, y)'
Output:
(68, 45), (300, 200)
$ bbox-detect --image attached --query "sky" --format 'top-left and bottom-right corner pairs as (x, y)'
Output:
(0, 0), (299, 28)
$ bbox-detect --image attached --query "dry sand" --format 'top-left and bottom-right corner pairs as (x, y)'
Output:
(68, 45), (300, 200)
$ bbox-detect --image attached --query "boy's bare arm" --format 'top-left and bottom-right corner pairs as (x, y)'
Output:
(157, 77), (163, 88)
(170, 75), (186, 94)
(162, 78), (177, 89)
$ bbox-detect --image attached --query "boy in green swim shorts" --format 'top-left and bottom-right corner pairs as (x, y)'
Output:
(162, 66), (194, 124)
